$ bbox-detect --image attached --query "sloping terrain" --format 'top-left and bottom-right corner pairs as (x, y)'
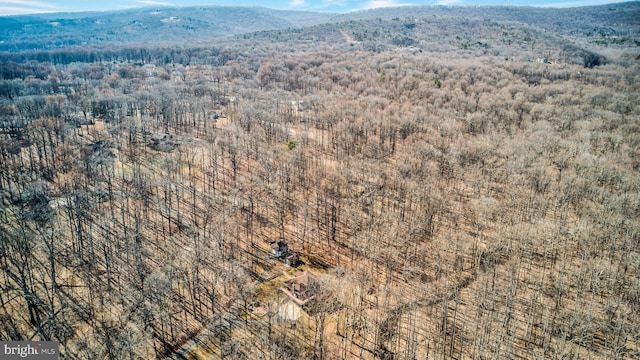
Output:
(0, 2), (639, 360)
(1, 2), (638, 52)
(335, 2), (640, 38)
(0, 6), (333, 51)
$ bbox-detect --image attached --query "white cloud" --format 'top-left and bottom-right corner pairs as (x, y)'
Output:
(320, 0), (348, 7)
(0, 0), (56, 7)
(0, 6), (50, 15)
(0, 0), (59, 15)
(136, 0), (173, 5)
(290, 0), (306, 6)
(362, 0), (416, 9)
(366, 0), (400, 8)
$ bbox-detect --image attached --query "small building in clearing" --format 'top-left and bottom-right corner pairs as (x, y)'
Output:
(285, 253), (299, 267)
(270, 240), (289, 258)
(282, 271), (319, 305)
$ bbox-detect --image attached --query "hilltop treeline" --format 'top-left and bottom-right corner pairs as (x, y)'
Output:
(1, 1), (638, 51)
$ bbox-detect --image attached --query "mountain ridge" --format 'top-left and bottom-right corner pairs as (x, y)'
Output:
(0, 2), (638, 52)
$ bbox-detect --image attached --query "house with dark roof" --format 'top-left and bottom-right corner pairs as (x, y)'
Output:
(270, 240), (288, 258)
(285, 253), (299, 267)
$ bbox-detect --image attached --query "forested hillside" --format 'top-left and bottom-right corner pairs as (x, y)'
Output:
(1, 1), (638, 51)
(0, 6), (333, 51)
(1, 2), (639, 359)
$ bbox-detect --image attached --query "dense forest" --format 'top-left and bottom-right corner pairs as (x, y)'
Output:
(1, 2), (639, 359)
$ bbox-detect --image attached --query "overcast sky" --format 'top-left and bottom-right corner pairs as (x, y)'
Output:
(0, 0), (630, 16)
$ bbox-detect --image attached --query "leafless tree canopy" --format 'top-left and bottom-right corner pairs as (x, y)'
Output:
(1, 3), (639, 359)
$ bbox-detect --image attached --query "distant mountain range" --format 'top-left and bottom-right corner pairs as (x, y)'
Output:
(0, 2), (638, 52)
